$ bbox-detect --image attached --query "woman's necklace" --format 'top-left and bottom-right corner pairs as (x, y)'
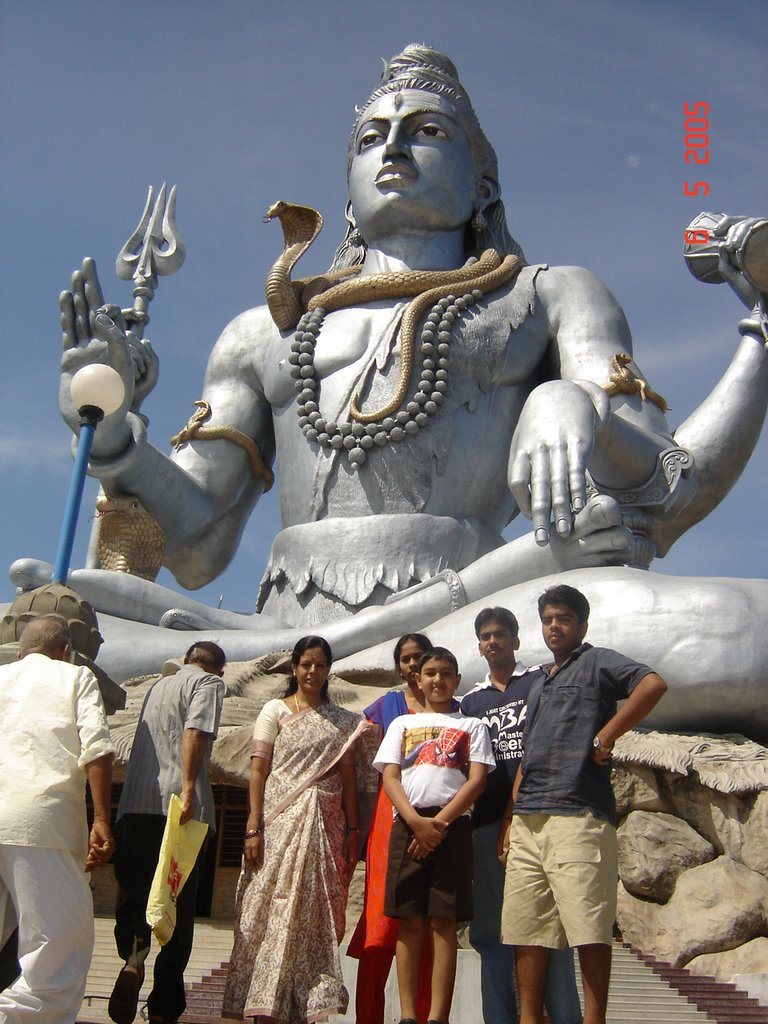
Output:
(288, 287), (484, 471)
(294, 693), (302, 714)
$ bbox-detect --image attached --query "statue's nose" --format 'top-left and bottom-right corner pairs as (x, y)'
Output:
(384, 124), (411, 158)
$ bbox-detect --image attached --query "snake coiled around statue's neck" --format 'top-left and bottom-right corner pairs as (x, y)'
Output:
(264, 201), (522, 422)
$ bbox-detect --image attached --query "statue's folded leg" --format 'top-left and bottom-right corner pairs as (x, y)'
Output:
(8, 559), (286, 630)
(338, 567), (768, 744)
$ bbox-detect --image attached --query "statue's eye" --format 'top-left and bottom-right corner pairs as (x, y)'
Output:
(415, 123), (448, 139)
(358, 129), (384, 151)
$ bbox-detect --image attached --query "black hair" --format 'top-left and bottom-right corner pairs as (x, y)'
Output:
(537, 585), (590, 623)
(184, 641), (226, 673)
(418, 646), (459, 674)
(473, 607), (519, 639)
(393, 633), (432, 666)
(284, 635), (333, 700)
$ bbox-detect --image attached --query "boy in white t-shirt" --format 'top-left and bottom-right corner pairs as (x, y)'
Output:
(373, 647), (495, 1024)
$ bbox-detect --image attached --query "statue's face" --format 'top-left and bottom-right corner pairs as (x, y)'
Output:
(348, 89), (475, 243)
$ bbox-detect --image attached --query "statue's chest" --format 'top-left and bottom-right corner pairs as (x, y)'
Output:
(265, 284), (545, 412)
(266, 303), (406, 409)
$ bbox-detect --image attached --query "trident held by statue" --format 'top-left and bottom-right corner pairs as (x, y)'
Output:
(115, 182), (186, 338)
(84, 185), (186, 573)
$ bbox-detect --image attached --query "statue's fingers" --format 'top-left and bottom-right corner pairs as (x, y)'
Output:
(92, 309), (133, 380)
(528, 446), (553, 546)
(549, 442), (573, 538)
(139, 341), (159, 387)
(508, 450), (533, 519)
(60, 291), (77, 351)
(567, 438), (589, 515)
(81, 257), (105, 310)
(574, 524), (630, 557)
(572, 494), (621, 537)
(128, 336), (150, 376)
(717, 248), (758, 309)
(71, 269), (96, 345)
(712, 213), (741, 239)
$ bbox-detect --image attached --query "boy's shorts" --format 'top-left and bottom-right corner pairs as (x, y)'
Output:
(501, 811), (618, 948)
(384, 807), (473, 920)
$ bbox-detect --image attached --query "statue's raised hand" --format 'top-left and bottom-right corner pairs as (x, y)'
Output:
(60, 258), (158, 458)
(714, 214), (767, 314)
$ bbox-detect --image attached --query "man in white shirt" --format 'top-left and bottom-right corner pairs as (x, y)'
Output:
(0, 615), (115, 1024)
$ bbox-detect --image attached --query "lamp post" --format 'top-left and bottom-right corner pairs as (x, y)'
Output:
(52, 364), (126, 584)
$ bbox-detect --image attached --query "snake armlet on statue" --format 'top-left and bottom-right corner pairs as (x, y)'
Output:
(601, 352), (668, 412)
(170, 399), (275, 492)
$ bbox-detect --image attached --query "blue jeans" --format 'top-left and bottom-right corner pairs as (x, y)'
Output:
(470, 822), (582, 1024)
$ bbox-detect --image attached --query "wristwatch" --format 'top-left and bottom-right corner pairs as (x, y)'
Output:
(592, 735), (614, 753)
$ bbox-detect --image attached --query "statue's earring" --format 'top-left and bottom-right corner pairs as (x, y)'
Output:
(345, 201), (364, 246)
(471, 208), (488, 232)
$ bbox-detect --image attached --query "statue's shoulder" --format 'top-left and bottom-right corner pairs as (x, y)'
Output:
(534, 263), (622, 309)
(208, 304), (282, 375)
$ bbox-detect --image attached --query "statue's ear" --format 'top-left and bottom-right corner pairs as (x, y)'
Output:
(475, 176), (500, 213)
(344, 199), (357, 230)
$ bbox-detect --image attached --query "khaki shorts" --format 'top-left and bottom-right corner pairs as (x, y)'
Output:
(501, 812), (618, 948)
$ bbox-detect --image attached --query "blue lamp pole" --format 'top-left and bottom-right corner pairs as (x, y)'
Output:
(52, 365), (125, 585)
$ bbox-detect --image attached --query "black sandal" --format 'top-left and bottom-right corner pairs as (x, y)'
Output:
(108, 963), (145, 1024)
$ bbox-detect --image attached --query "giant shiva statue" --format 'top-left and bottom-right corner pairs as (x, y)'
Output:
(11, 46), (768, 738)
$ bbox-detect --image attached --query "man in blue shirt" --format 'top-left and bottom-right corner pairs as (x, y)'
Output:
(500, 585), (667, 1024)
(461, 607), (581, 1024)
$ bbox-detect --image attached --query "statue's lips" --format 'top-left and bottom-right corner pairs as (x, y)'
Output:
(375, 162), (417, 186)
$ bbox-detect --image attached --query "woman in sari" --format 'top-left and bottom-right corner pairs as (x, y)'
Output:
(347, 634), (435, 1024)
(223, 635), (366, 1023)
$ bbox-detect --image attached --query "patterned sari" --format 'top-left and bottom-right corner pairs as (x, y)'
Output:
(223, 702), (366, 1023)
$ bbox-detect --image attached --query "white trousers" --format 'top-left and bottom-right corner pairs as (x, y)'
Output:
(0, 845), (94, 1024)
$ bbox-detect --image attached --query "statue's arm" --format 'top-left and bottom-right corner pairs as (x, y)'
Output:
(652, 322), (767, 556)
(101, 311), (276, 588)
(507, 266), (674, 543)
(59, 259), (276, 588)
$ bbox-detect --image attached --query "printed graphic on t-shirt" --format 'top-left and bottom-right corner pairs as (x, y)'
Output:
(402, 725), (471, 772)
(481, 699), (527, 762)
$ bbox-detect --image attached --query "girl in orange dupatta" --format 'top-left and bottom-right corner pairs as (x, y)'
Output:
(347, 634), (437, 1024)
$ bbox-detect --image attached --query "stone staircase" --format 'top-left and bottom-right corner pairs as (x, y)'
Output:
(625, 944), (768, 1023)
(77, 919), (768, 1024)
(77, 918), (234, 1023)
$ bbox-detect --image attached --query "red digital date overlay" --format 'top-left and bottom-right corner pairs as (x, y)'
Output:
(684, 101), (709, 200)
(684, 102), (711, 247)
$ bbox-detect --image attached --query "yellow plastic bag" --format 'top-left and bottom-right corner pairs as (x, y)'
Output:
(146, 794), (209, 946)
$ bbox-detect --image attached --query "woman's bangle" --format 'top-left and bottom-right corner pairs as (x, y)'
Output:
(346, 826), (360, 834)
(244, 827), (263, 840)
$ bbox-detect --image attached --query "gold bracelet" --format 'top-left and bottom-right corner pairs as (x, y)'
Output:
(244, 827), (263, 840)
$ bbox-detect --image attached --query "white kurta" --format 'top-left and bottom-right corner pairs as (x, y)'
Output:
(0, 653), (115, 1023)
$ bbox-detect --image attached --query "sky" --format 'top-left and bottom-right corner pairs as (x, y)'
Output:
(1, 0), (766, 614)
